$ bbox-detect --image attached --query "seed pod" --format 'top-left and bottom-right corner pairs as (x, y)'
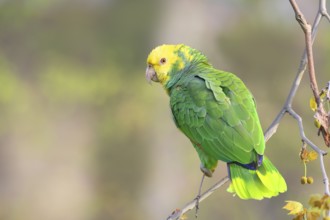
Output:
(307, 177), (314, 184)
(301, 176), (307, 184)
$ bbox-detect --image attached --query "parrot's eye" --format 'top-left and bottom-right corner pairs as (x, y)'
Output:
(160, 58), (166, 65)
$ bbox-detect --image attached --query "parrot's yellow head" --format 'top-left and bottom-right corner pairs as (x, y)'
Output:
(146, 44), (206, 87)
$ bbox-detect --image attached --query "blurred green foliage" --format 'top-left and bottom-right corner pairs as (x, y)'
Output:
(0, 1), (159, 220)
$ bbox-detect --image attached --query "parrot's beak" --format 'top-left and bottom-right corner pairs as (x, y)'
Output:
(146, 65), (159, 83)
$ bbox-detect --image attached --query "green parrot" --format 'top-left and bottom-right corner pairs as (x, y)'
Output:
(146, 44), (287, 200)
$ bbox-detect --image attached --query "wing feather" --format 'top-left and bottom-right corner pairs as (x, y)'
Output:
(170, 70), (265, 165)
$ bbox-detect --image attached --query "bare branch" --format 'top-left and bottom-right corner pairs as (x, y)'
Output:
(265, 1), (322, 141)
(289, 0), (324, 111)
(288, 0), (330, 198)
(320, 0), (330, 22)
(287, 107), (326, 155)
(166, 177), (230, 220)
(319, 153), (330, 195)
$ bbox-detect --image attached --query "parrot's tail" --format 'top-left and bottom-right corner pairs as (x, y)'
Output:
(227, 156), (287, 200)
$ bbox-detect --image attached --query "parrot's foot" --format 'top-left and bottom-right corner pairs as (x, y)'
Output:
(194, 195), (201, 218)
(200, 164), (213, 177)
(194, 174), (206, 218)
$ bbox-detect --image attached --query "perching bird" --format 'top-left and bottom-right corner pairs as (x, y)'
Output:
(146, 44), (287, 200)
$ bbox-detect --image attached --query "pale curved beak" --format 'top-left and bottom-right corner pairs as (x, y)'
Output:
(145, 65), (159, 83)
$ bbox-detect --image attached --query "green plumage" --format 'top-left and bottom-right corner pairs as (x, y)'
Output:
(146, 44), (287, 200)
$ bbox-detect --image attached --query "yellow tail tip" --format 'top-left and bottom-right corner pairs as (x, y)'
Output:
(227, 156), (287, 200)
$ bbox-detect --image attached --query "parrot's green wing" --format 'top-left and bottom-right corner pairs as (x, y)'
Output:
(170, 69), (264, 170)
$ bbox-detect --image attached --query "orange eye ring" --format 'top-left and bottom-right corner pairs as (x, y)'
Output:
(160, 57), (166, 65)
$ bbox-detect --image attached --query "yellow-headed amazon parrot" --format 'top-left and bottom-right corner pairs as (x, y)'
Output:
(145, 44), (287, 200)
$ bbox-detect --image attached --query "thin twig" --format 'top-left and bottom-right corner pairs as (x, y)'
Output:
(287, 107), (326, 155)
(289, 0), (322, 107)
(319, 153), (330, 195)
(319, 0), (330, 22)
(166, 177), (230, 220)
(265, 0), (322, 141)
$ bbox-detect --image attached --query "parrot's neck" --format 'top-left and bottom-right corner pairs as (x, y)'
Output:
(163, 69), (185, 92)
(165, 61), (211, 95)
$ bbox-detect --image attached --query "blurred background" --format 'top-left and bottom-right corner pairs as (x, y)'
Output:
(0, 0), (329, 219)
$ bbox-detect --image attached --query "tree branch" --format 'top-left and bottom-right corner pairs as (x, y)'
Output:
(289, 0), (323, 109)
(287, 0), (330, 197)
(166, 177), (230, 220)
(264, 0), (323, 141)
